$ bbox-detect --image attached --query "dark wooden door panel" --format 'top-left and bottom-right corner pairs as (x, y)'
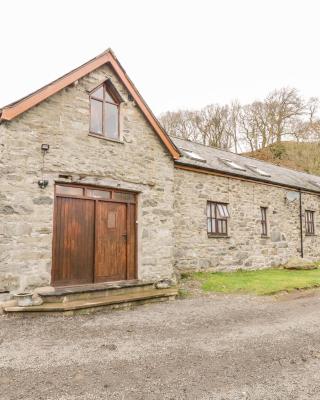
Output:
(127, 203), (136, 280)
(52, 197), (95, 285)
(95, 202), (127, 282)
(52, 184), (136, 286)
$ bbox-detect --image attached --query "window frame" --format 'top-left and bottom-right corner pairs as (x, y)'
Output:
(305, 210), (315, 236)
(89, 83), (120, 140)
(260, 207), (268, 237)
(207, 201), (229, 237)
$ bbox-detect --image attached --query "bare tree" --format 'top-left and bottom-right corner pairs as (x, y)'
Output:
(194, 104), (231, 149)
(227, 100), (241, 153)
(158, 110), (199, 142)
(159, 87), (320, 153)
(265, 87), (306, 143)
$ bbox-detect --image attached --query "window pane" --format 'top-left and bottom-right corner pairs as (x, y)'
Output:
(217, 204), (229, 218)
(92, 86), (104, 100)
(56, 186), (83, 196)
(262, 222), (267, 236)
(306, 211), (315, 234)
(113, 192), (135, 202)
(207, 218), (212, 233)
(86, 189), (111, 199)
(221, 220), (227, 234)
(211, 219), (216, 233)
(105, 89), (114, 103)
(90, 99), (103, 134)
(104, 103), (119, 139)
(207, 203), (211, 218)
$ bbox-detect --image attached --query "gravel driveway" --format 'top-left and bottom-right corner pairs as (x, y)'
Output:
(1, 290), (320, 400)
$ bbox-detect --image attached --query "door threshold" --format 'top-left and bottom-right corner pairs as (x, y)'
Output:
(45, 280), (153, 297)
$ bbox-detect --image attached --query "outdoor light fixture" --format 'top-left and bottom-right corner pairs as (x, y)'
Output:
(38, 179), (49, 189)
(38, 144), (50, 189)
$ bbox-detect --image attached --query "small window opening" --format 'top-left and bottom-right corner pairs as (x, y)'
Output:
(305, 210), (315, 235)
(207, 201), (229, 236)
(90, 82), (120, 140)
(261, 207), (268, 237)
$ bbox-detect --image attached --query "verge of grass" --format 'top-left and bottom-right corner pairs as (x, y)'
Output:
(190, 268), (320, 295)
(178, 288), (190, 298)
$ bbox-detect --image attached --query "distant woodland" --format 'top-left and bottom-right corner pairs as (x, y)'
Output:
(159, 88), (320, 175)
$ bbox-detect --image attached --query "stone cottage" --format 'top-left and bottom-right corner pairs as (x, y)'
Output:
(0, 49), (320, 310)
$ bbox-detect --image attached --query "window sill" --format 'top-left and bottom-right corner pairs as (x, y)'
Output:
(305, 234), (316, 237)
(89, 133), (124, 144)
(261, 235), (270, 239)
(207, 234), (230, 239)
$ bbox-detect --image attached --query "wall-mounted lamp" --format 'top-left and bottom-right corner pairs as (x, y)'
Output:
(39, 145), (50, 189)
(41, 144), (50, 153)
(38, 179), (49, 189)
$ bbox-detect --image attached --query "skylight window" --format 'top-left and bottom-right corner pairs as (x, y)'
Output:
(219, 158), (246, 171)
(181, 148), (206, 163)
(246, 164), (271, 177)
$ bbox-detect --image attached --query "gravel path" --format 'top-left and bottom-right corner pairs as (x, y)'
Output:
(1, 290), (320, 400)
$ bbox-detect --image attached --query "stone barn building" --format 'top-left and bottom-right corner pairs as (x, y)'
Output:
(0, 49), (320, 311)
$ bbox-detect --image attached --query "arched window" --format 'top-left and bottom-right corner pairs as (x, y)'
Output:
(90, 82), (120, 140)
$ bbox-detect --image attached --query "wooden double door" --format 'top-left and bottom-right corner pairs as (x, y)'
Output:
(52, 184), (136, 286)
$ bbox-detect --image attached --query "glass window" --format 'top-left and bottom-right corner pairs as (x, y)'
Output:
(113, 192), (135, 202)
(86, 189), (111, 200)
(219, 158), (246, 171)
(56, 186), (83, 196)
(90, 82), (120, 139)
(207, 202), (229, 236)
(261, 207), (268, 236)
(105, 103), (118, 140)
(305, 210), (315, 235)
(181, 148), (206, 163)
(247, 164), (271, 177)
(91, 86), (104, 100)
(90, 99), (103, 134)
(217, 203), (230, 218)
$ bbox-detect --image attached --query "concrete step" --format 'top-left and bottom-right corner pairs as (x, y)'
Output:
(4, 287), (178, 315)
(39, 280), (155, 303)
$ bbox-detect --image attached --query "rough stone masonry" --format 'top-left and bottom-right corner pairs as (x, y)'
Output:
(0, 58), (320, 295)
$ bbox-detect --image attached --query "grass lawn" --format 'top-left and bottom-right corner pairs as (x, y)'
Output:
(185, 268), (320, 295)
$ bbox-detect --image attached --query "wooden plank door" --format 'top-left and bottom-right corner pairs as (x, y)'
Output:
(52, 197), (95, 286)
(95, 201), (128, 282)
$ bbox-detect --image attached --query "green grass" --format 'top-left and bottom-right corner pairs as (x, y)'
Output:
(178, 288), (190, 298)
(187, 268), (320, 295)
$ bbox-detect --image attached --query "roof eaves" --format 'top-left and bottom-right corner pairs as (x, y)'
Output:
(170, 135), (320, 183)
(175, 159), (320, 195)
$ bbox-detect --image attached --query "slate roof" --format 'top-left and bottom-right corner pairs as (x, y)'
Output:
(171, 136), (320, 194)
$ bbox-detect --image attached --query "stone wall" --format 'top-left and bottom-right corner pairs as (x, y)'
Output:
(0, 64), (175, 292)
(1, 63), (320, 293)
(173, 167), (320, 272)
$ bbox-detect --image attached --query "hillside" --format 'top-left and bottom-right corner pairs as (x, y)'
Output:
(244, 141), (320, 177)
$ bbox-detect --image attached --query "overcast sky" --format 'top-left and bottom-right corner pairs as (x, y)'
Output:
(1, 0), (320, 115)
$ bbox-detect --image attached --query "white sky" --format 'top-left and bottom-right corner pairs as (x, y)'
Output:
(1, 0), (320, 115)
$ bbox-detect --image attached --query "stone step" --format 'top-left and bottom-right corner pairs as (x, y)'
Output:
(39, 280), (155, 303)
(4, 287), (178, 315)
